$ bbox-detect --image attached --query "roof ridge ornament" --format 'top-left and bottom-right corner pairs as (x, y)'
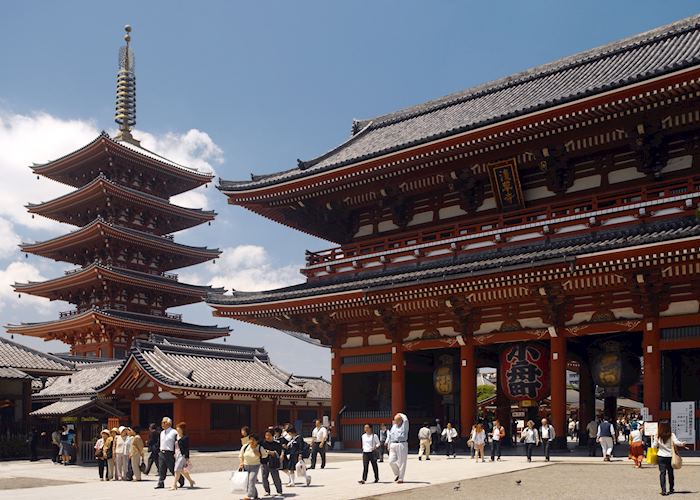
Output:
(114, 25), (140, 146)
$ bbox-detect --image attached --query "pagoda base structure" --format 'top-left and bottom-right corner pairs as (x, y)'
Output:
(210, 16), (700, 449)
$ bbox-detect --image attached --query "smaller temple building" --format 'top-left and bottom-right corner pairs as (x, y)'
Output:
(30, 335), (330, 458)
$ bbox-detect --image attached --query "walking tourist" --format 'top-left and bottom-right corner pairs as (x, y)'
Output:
(114, 426), (128, 480)
(511, 418), (518, 446)
(171, 422), (194, 490)
(540, 418), (555, 462)
(653, 420), (687, 496)
(155, 416), (184, 489)
(417, 422), (432, 461)
(358, 423), (380, 484)
(468, 424), (476, 459)
(239, 432), (266, 499)
(145, 422), (160, 475)
(129, 426), (144, 481)
(586, 417), (599, 457)
(441, 422), (458, 458)
(378, 423), (388, 462)
(490, 419), (505, 461)
(386, 412), (409, 483)
(261, 429), (284, 496)
(521, 420), (539, 462)
(283, 426), (311, 487)
(430, 418), (442, 454)
(628, 423), (645, 468)
(95, 429), (110, 480)
(309, 419), (327, 469)
(59, 427), (72, 465)
(597, 415), (616, 461)
(51, 426), (63, 463)
(473, 423), (486, 462)
(106, 428), (117, 480)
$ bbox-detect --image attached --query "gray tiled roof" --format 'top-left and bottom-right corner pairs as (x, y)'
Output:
(0, 366), (32, 379)
(291, 376), (331, 400)
(208, 217), (700, 305)
(96, 335), (308, 395)
(34, 360), (124, 399)
(0, 337), (75, 376)
(30, 397), (124, 417)
(220, 14), (700, 191)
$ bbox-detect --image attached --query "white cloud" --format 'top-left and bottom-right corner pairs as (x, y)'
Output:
(0, 111), (99, 233)
(0, 260), (53, 312)
(181, 245), (304, 292)
(0, 218), (21, 258)
(136, 129), (224, 210)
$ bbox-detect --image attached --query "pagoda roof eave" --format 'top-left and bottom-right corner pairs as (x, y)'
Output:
(31, 132), (214, 192)
(218, 15), (700, 195)
(20, 218), (221, 264)
(207, 217), (700, 310)
(26, 175), (216, 230)
(13, 262), (225, 300)
(5, 308), (230, 340)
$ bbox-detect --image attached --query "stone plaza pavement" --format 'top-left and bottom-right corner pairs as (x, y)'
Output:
(1, 452), (549, 499)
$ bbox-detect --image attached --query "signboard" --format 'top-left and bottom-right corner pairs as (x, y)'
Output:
(500, 343), (550, 404)
(488, 158), (525, 210)
(671, 401), (696, 442)
(643, 422), (658, 437)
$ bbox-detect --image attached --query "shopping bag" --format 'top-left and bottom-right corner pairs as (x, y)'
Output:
(672, 447), (682, 470)
(646, 447), (658, 465)
(230, 470), (247, 493)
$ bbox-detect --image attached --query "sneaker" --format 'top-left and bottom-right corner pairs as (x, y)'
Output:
(358, 480), (365, 484)
(418, 457), (422, 461)
(374, 478), (379, 483)
(426, 457), (430, 461)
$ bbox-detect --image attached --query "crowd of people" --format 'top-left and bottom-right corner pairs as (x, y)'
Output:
(38, 410), (689, 499)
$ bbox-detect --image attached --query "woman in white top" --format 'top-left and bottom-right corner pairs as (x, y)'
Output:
(628, 425), (644, 468)
(520, 420), (540, 463)
(114, 427), (128, 480)
(441, 422), (458, 458)
(358, 424), (380, 484)
(652, 420), (686, 496)
(472, 423), (487, 462)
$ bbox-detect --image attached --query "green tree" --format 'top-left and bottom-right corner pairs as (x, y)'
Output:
(477, 384), (496, 402)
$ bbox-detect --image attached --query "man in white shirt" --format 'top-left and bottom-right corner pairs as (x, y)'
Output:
(540, 418), (555, 462)
(386, 412), (409, 483)
(417, 423), (432, 461)
(155, 417), (183, 489)
(310, 419), (328, 469)
(586, 418), (599, 456)
(358, 424), (380, 484)
(490, 419), (505, 461)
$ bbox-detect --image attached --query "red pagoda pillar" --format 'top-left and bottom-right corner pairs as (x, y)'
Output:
(550, 335), (567, 448)
(643, 318), (661, 419)
(460, 339), (476, 434)
(331, 347), (343, 432)
(391, 342), (406, 415)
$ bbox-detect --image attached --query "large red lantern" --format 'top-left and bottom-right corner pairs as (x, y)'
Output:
(500, 343), (550, 406)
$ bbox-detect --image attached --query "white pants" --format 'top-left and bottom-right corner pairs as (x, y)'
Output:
(388, 442), (408, 481)
(599, 436), (614, 456)
(418, 439), (431, 458)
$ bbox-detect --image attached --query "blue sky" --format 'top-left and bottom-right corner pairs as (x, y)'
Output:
(1, 1), (698, 378)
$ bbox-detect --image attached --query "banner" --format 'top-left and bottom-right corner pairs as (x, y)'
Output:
(671, 401), (696, 442)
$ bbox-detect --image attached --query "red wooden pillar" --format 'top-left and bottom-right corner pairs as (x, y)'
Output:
(550, 335), (567, 448)
(643, 318), (661, 419)
(460, 340), (476, 435)
(391, 343), (406, 415)
(331, 348), (342, 432)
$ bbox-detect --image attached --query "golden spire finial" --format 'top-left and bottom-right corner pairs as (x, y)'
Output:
(114, 24), (139, 145)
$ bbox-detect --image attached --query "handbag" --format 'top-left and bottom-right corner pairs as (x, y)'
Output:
(230, 470), (248, 493)
(671, 445), (682, 470)
(646, 446), (658, 465)
(139, 458), (147, 473)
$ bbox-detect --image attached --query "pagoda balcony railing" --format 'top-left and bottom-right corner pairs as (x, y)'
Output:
(302, 174), (700, 279)
(59, 309), (81, 319)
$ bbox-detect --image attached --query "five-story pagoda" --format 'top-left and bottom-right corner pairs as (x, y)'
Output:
(7, 26), (229, 358)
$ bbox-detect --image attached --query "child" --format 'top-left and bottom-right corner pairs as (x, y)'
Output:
(358, 424), (380, 484)
(283, 426), (311, 487)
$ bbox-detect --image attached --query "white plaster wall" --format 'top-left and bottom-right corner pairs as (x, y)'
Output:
(608, 167), (646, 184)
(477, 197), (497, 212)
(368, 334), (391, 346)
(660, 300), (700, 317)
(342, 336), (363, 348)
(611, 307), (642, 320)
(354, 224), (373, 238)
(439, 205), (467, 220)
(408, 211), (434, 226)
(567, 174), (602, 193)
(378, 220), (399, 232)
(524, 186), (556, 201)
(661, 155), (692, 174)
(474, 321), (503, 334)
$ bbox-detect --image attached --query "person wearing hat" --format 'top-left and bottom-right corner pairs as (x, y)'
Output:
(94, 430), (110, 481)
(114, 426), (128, 480)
